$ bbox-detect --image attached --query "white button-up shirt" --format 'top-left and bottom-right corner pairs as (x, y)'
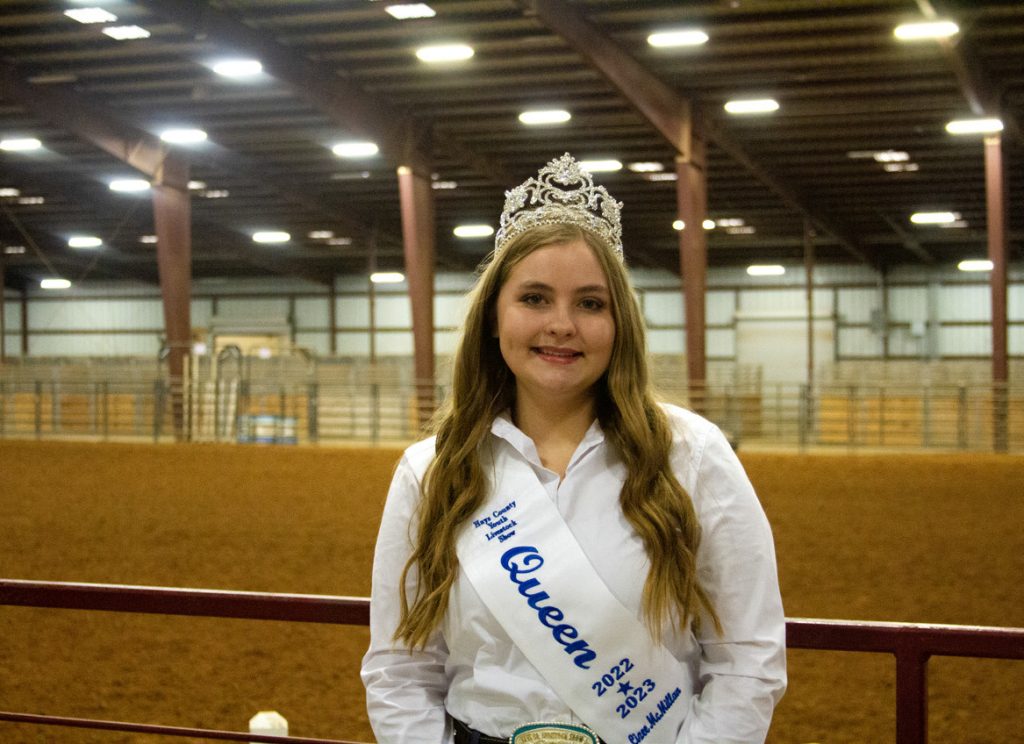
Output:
(361, 404), (786, 743)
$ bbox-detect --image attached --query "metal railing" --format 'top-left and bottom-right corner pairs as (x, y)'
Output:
(2, 374), (1022, 451)
(2, 579), (1023, 744)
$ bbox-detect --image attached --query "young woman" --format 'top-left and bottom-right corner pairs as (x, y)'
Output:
(362, 154), (786, 744)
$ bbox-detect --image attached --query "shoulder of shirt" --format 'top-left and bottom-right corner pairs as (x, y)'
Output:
(399, 435), (438, 478)
(658, 401), (718, 440)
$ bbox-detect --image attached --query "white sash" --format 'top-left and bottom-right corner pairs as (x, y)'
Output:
(455, 453), (691, 743)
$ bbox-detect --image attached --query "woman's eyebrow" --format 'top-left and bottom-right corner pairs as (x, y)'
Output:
(515, 280), (609, 294)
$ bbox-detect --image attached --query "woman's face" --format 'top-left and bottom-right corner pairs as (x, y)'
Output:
(494, 239), (615, 410)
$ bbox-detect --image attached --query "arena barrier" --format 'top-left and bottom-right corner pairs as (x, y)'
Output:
(2, 579), (1022, 744)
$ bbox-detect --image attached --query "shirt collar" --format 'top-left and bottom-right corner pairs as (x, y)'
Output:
(490, 410), (606, 471)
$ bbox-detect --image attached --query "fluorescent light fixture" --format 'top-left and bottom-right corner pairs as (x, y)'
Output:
(109, 178), (151, 193)
(188, 180), (207, 190)
(160, 128), (208, 144)
(518, 109), (571, 125)
(724, 98), (779, 114)
(578, 159), (622, 173)
(252, 231), (291, 244)
(327, 237), (353, 246)
(331, 171), (372, 180)
(256, 347), (273, 360)
(453, 224), (494, 238)
(385, 4), (436, 19)
(41, 278), (72, 290)
(332, 141), (379, 158)
(0, 188), (20, 197)
(0, 137), (42, 152)
(68, 236), (103, 249)
(715, 218), (745, 227)
(102, 25), (150, 41)
(703, 219), (717, 230)
(945, 118), (1004, 135)
(200, 189), (229, 198)
(212, 59), (263, 78)
(939, 220), (968, 228)
(727, 226), (756, 235)
(910, 211), (958, 225)
(18, 196), (45, 205)
(416, 44), (474, 62)
(432, 180), (458, 190)
(4, 245), (26, 254)
(673, 220), (685, 231)
(371, 271), (405, 284)
(628, 162), (664, 173)
(139, 235), (158, 244)
(644, 172), (678, 182)
(884, 162), (920, 172)
(958, 259), (993, 272)
(647, 29), (709, 48)
(894, 20), (959, 40)
(873, 150), (909, 163)
(308, 230), (334, 240)
(64, 7), (117, 23)
(747, 264), (785, 276)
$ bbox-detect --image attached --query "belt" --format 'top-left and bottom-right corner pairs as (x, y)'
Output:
(451, 717), (603, 744)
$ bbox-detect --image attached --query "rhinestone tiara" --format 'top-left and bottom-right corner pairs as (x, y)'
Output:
(494, 153), (624, 260)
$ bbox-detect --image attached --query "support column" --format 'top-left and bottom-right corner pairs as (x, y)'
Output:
(397, 163), (436, 427)
(984, 132), (1008, 451)
(804, 221), (816, 389)
(328, 280), (337, 355)
(0, 258), (6, 363)
(676, 110), (708, 412)
(20, 290), (28, 356)
(152, 158), (192, 441)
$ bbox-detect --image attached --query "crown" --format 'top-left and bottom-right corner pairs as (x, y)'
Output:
(495, 153), (624, 260)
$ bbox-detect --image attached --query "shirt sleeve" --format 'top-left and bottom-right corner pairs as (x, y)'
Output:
(360, 454), (454, 744)
(675, 423), (788, 744)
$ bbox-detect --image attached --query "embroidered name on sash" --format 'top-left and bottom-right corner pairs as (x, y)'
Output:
(501, 545), (597, 669)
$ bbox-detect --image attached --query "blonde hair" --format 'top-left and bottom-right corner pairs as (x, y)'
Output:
(395, 224), (720, 647)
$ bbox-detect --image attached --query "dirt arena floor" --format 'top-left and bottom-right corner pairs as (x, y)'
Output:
(1, 439), (1022, 744)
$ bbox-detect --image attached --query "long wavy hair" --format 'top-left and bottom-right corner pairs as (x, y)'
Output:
(395, 224), (720, 647)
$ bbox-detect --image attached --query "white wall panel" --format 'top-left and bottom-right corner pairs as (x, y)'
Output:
(28, 299), (163, 330)
(939, 326), (989, 356)
(1008, 284), (1023, 319)
(295, 332), (330, 355)
(215, 297), (290, 318)
(706, 290), (734, 324)
(837, 287), (880, 323)
(375, 330), (413, 355)
(294, 297), (328, 326)
(643, 291), (683, 325)
(336, 296), (369, 328)
(374, 294), (411, 329)
(739, 288), (805, 314)
(1010, 324), (1023, 354)
(337, 332), (370, 355)
(888, 286), (927, 322)
(647, 328), (684, 354)
(937, 285), (989, 321)
(3, 334), (21, 357)
(838, 327), (882, 357)
(3, 300), (20, 330)
(707, 327), (735, 358)
(435, 294), (469, 328)
(887, 328), (927, 357)
(435, 330), (459, 356)
(28, 334), (161, 356)
(191, 298), (214, 327)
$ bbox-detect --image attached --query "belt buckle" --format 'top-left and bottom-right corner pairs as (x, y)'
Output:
(509, 722), (598, 744)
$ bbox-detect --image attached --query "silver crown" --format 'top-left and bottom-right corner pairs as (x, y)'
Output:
(495, 153), (623, 260)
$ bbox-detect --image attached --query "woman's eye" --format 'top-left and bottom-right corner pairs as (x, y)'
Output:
(520, 293), (544, 305)
(579, 298), (606, 311)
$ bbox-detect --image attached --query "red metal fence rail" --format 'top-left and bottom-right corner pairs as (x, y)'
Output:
(2, 579), (1023, 744)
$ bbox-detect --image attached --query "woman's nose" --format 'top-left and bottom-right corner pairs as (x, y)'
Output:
(545, 304), (576, 336)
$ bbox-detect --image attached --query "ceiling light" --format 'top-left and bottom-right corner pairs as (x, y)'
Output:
(846, 150), (877, 159)
(41, 278), (72, 290)
(939, 220), (968, 229)
(160, 128), (208, 144)
(911, 211), (958, 224)
(873, 150), (909, 163)
(727, 226), (756, 235)
(715, 218), (745, 227)
(518, 109), (571, 125)
(454, 224), (494, 238)
(0, 137), (42, 152)
(102, 25), (151, 40)
(371, 271), (405, 284)
(308, 230), (334, 240)
(724, 98), (780, 114)
(894, 20), (959, 40)
(385, 4), (436, 19)
(578, 159), (622, 173)
(644, 172), (678, 182)
(252, 231), (290, 244)
(0, 188), (20, 198)
(212, 59), (263, 78)
(188, 180), (207, 190)
(68, 236), (103, 249)
(18, 196), (45, 205)
(703, 219), (716, 230)
(200, 189), (229, 198)
(4, 245), (26, 254)
(432, 180), (458, 190)
(958, 259), (993, 272)
(64, 8), (117, 24)
(883, 162), (920, 172)
(327, 237), (353, 246)
(628, 162), (664, 173)
(139, 235), (158, 244)
(332, 141), (379, 158)
(109, 178), (151, 193)
(673, 220), (684, 231)
(747, 265), (785, 276)
(945, 118), (1004, 135)
(331, 171), (372, 180)
(647, 29), (709, 48)
(416, 44), (474, 62)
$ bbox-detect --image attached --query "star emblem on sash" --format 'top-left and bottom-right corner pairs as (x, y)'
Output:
(617, 680), (633, 695)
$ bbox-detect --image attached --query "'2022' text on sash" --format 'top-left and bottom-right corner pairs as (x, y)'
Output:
(454, 455), (691, 743)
